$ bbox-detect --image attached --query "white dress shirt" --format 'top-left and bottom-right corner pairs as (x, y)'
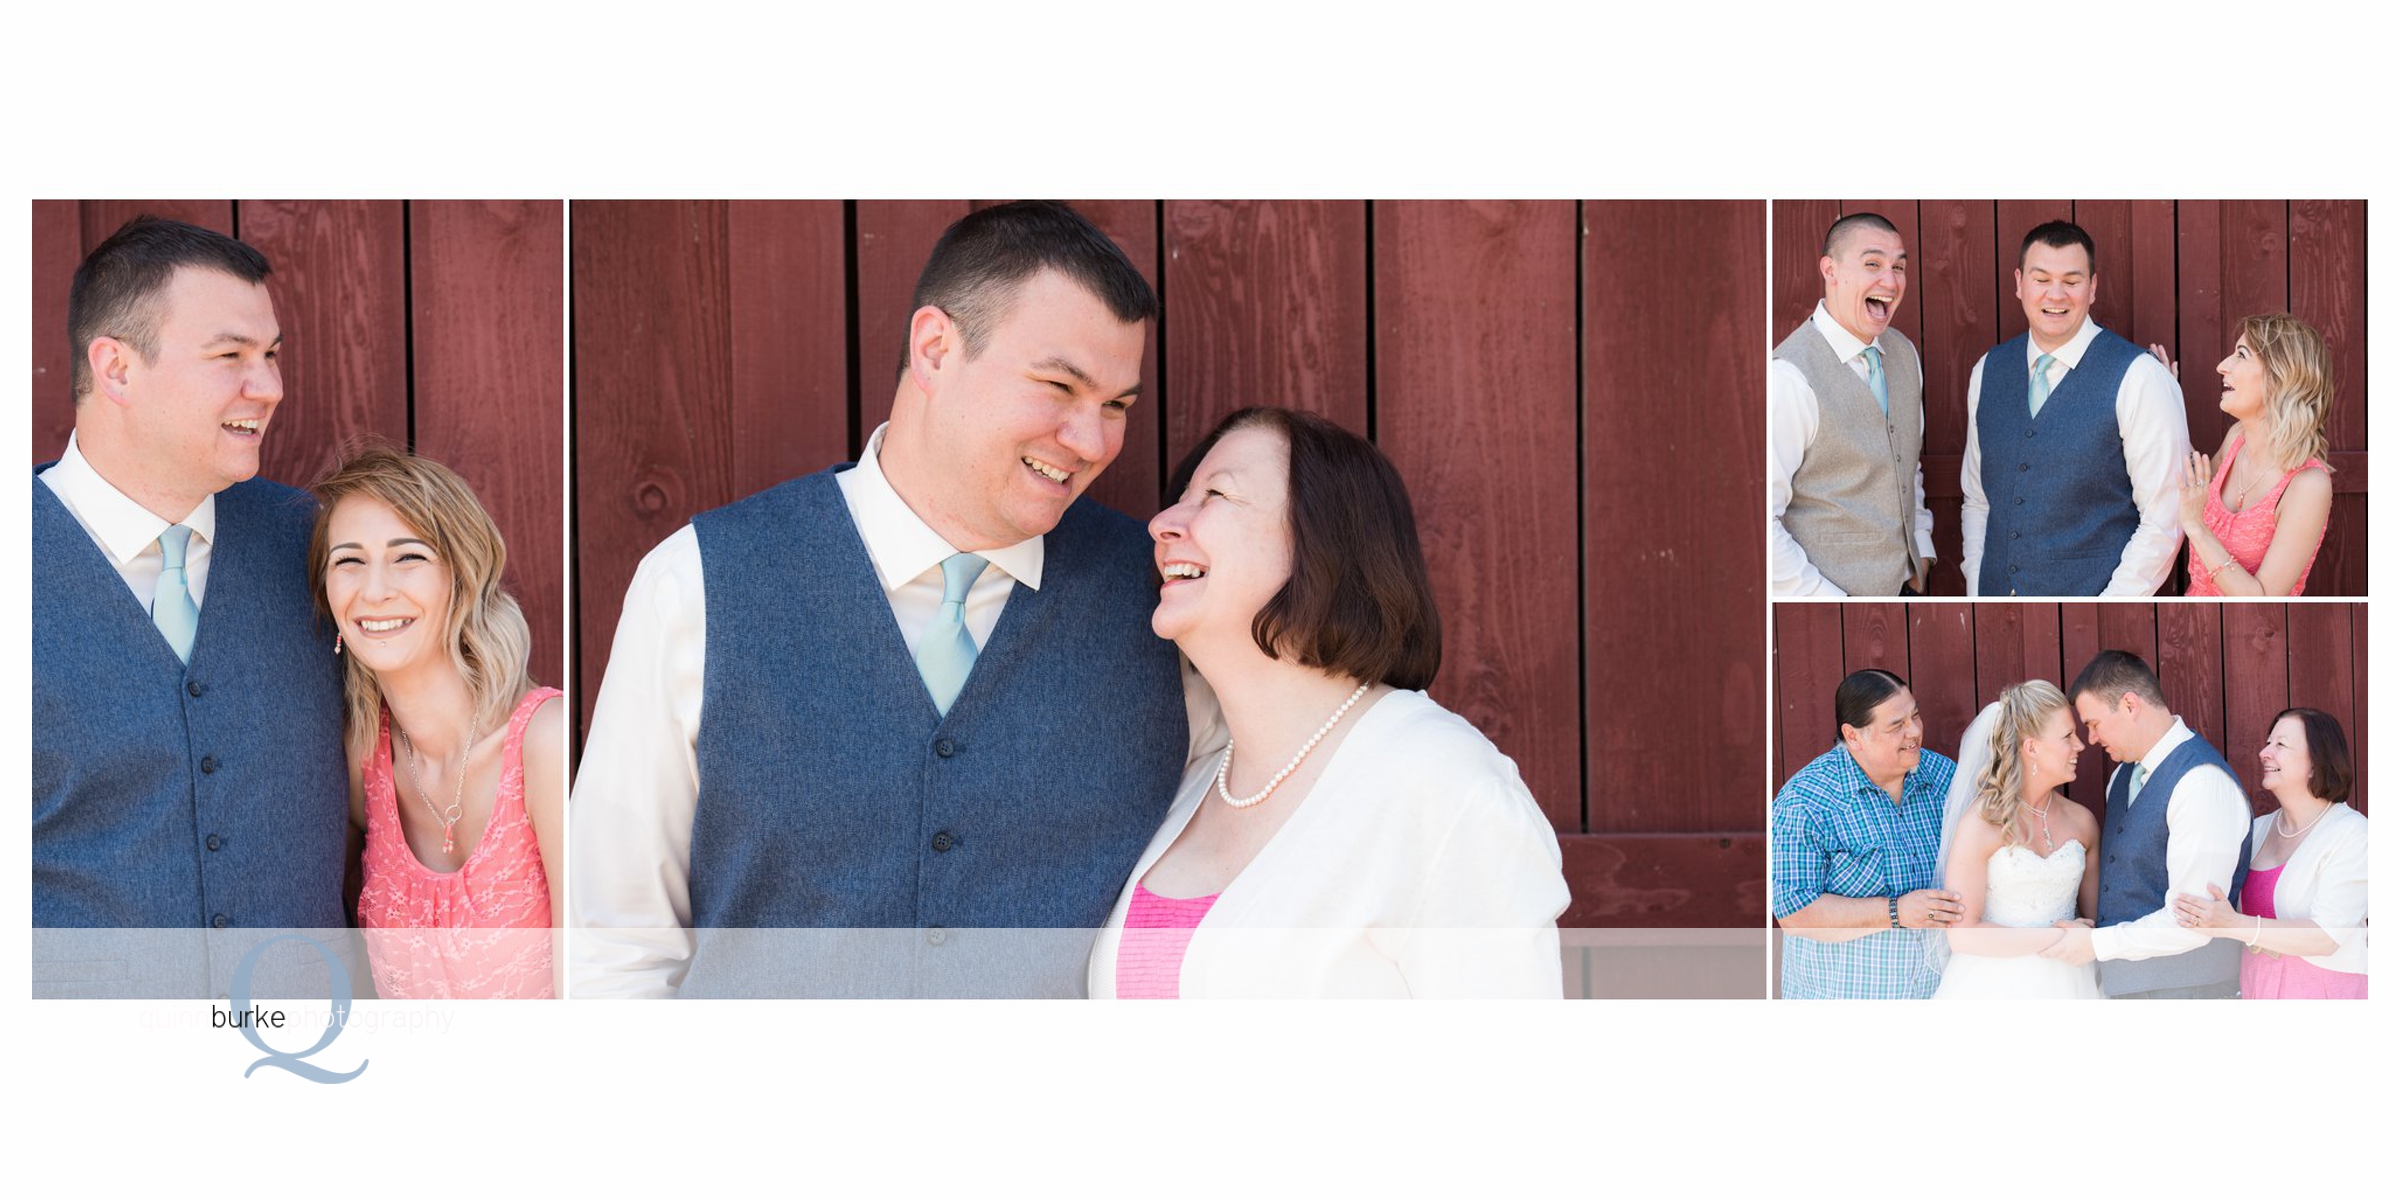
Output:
(2090, 719), (2253, 964)
(570, 424), (1219, 998)
(37, 431), (219, 607)
(1766, 302), (1935, 597)
(1958, 316), (2188, 595)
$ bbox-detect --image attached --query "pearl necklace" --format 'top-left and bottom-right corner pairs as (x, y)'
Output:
(2274, 801), (2333, 840)
(1215, 682), (1372, 810)
(399, 712), (482, 855)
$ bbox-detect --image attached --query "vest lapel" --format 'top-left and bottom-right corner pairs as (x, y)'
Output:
(33, 479), (190, 676)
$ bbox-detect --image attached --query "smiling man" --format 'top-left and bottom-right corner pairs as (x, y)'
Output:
(1960, 220), (2190, 596)
(33, 218), (349, 986)
(572, 202), (1191, 998)
(1769, 212), (1935, 596)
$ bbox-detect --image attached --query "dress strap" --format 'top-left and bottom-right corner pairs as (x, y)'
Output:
(492, 687), (565, 823)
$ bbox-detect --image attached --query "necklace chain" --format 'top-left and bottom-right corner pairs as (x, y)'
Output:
(1215, 682), (1372, 810)
(399, 712), (481, 856)
(2274, 801), (2332, 840)
(2021, 792), (2056, 854)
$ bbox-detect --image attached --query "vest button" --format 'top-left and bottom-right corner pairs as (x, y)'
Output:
(2014, 497), (2024, 506)
(934, 738), (955, 758)
(200, 756), (219, 774)
(931, 831), (955, 853)
(2024, 429), (2035, 439)
(187, 680), (205, 698)
(206, 834), (223, 852)
(2019, 463), (2029, 472)
(211, 914), (228, 929)
(2013, 532), (2022, 540)
(926, 927), (947, 946)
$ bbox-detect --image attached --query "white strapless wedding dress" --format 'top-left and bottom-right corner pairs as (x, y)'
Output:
(1932, 841), (2102, 999)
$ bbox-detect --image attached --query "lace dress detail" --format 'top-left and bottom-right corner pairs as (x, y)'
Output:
(2186, 435), (2327, 596)
(1934, 841), (2100, 999)
(358, 688), (561, 999)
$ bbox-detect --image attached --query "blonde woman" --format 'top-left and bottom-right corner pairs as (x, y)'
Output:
(309, 448), (564, 999)
(1932, 681), (2103, 999)
(2157, 314), (2338, 595)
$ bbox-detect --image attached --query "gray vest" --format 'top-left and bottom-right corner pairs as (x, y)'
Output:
(1773, 321), (1923, 595)
(2097, 733), (2252, 996)
(34, 475), (352, 997)
(1975, 330), (2144, 596)
(681, 470), (1187, 996)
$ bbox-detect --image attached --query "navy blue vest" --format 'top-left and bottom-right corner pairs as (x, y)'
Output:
(2098, 733), (2252, 996)
(34, 475), (351, 996)
(1976, 329), (2145, 595)
(682, 470), (1185, 995)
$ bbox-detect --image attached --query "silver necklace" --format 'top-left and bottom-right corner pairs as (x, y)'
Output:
(1215, 682), (1371, 810)
(398, 712), (481, 855)
(2021, 792), (2056, 854)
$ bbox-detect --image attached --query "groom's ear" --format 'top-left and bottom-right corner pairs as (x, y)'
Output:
(906, 304), (959, 394)
(87, 335), (138, 408)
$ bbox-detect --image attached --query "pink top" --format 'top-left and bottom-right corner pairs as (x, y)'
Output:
(2238, 863), (2367, 1000)
(359, 687), (561, 999)
(2186, 435), (2326, 596)
(1115, 882), (1221, 999)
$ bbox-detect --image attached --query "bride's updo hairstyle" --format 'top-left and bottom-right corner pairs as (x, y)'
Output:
(1974, 680), (2070, 846)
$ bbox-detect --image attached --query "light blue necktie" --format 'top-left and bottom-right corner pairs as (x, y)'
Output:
(915, 552), (987, 716)
(2028, 352), (2059, 418)
(154, 524), (200, 664)
(1861, 345), (1889, 415)
(2128, 763), (2149, 805)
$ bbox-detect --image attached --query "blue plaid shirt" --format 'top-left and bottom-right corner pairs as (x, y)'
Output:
(1772, 743), (1955, 999)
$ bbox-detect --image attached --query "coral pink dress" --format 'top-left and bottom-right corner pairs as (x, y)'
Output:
(1116, 883), (1220, 999)
(2238, 864), (2368, 1000)
(359, 688), (561, 999)
(2186, 435), (2327, 596)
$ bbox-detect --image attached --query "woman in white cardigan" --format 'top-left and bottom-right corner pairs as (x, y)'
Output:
(1088, 407), (1569, 999)
(2175, 707), (2367, 997)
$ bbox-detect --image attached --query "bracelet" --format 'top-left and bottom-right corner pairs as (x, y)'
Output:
(2207, 558), (2237, 581)
(1888, 895), (1901, 929)
(2245, 914), (2262, 947)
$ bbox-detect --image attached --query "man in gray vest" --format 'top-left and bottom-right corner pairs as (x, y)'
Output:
(1960, 221), (2188, 595)
(2044, 651), (2251, 998)
(1769, 212), (1934, 596)
(34, 217), (350, 996)
(572, 202), (1193, 998)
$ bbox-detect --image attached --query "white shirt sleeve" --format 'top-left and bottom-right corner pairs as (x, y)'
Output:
(1387, 772), (1570, 998)
(1909, 349), (1935, 562)
(2105, 354), (2192, 596)
(1766, 358), (1845, 597)
(2091, 767), (2251, 963)
(568, 526), (706, 999)
(1958, 355), (1989, 595)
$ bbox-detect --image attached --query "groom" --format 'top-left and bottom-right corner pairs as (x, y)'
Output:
(2044, 651), (2251, 997)
(1959, 220), (2188, 596)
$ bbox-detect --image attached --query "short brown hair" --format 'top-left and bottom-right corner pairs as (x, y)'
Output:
(1166, 407), (1441, 690)
(69, 215), (272, 402)
(900, 200), (1155, 377)
(2272, 707), (2353, 805)
(2069, 649), (2167, 711)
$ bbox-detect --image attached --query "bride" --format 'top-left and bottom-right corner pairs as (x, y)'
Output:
(1931, 681), (2103, 999)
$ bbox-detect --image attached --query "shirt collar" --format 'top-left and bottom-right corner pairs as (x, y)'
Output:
(2028, 315), (2102, 370)
(1810, 301), (1877, 365)
(845, 423), (1045, 594)
(2137, 717), (2194, 778)
(43, 431), (216, 566)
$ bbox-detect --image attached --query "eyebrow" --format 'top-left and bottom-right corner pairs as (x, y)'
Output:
(203, 332), (283, 349)
(1032, 355), (1141, 400)
(329, 537), (432, 552)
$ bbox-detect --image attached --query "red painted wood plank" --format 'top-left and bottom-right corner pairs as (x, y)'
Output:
(2353, 601), (2368, 814)
(854, 200), (971, 445)
(1559, 833), (1765, 929)
(2125, 200), (2180, 356)
(1840, 602), (1908, 675)
(1917, 199), (1997, 462)
(408, 200), (566, 695)
(1971, 598), (2062, 704)
(569, 200), (732, 736)
(2289, 200), (2366, 453)
(2076, 199), (2134, 342)
(1770, 200), (1839, 347)
(1161, 199), (1370, 451)
(1774, 605), (1843, 787)
(237, 200), (410, 490)
(2284, 602), (2358, 763)
(1373, 201), (1581, 832)
(1584, 200), (1763, 835)
(1993, 200), (2072, 345)
(2155, 602), (2225, 769)
(2176, 200), (2230, 457)
(1905, 602), (1977, 768)
(32, 200), (80, 461)
(727, 201), (851, 493)
(2058, 603), (2108, 810)
(81, 199), (231, 248)
(2219, 603), (2289, 816)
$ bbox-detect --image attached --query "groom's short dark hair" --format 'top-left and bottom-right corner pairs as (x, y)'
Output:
(69, 215), (273, 403)
(2070, 650), (2166, 710)
(2019, 219), (2098, 272)
(1823, 212), (1900, 258)
(899, 200), (1155, 378)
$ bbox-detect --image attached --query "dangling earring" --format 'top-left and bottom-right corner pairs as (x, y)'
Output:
(335, 632), (344, 657)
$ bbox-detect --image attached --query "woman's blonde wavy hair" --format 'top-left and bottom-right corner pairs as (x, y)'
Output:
(1975, 680), (2071, 847)
(2241, 312), (2336, 474)
(307, 445), (531, 755)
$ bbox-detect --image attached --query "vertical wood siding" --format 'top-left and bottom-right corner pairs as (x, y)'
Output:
(1773, 201), (2367, 596)
(570, 200), (1769, 932)
(30, 200), (566, 692)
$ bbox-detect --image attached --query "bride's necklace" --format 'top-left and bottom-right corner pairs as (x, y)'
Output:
(398, 712), (482, 855)
(1215, 682), (1371, 810)
(2274, 801), (2332, 840)
(2021, 793), (2056, 854)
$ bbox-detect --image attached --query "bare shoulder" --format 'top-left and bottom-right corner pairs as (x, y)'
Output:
(2059, 796), (2100, 838)
(2283, 464), (2334, 508)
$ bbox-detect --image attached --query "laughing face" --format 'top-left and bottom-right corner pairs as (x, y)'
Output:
(2258, 713), (2314, 797)
(2021, 705), (2085, 792)
(323, 495), (454, 679)
(1820, 225), (1907, 345)
(897, 268), (1146, 551)
(108, 266), (283, 515)
(2217, 333), (2267, 420)
(2015, 241), (2097, 352)
(1148, 423), (1293, 648)
(1841, 687), (1925, 784)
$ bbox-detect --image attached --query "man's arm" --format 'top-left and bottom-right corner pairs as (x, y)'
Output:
(2104, 354), (2193, 595)
(1958, 355), (1988, 594)
(1909, 350), (1936, 578)
(1766, 360), (1845, 597)
(568, 527), (707, 999)
(2090, 765), (2250, 963)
